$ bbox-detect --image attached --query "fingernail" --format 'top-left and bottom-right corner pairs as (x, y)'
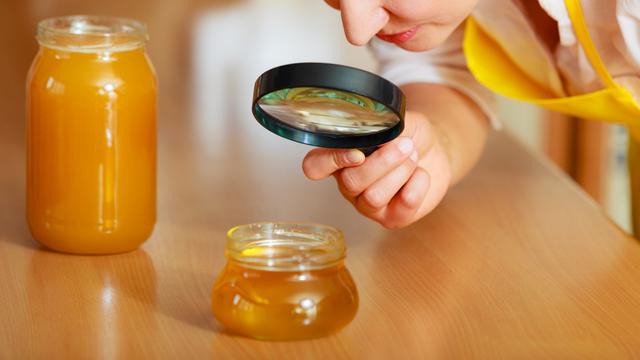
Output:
(410, 151), (418, 162)
(397, 138), (413, 155)
(347, 149), (365, 164)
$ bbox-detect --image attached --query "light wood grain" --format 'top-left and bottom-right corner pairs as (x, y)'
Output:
(544, 110), (575, 174)
(574, 119), (609, 203)
(2, 1), (640, 358)
(543, 112), (609, 204)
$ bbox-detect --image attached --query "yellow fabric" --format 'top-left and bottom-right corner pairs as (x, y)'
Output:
(463, 0), (640, 237)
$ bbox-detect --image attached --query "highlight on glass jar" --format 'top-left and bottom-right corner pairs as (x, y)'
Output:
(212, 222), (359, 341)
(26, 16), (157, 254)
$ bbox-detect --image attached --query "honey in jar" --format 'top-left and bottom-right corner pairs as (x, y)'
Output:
(26, 16), (157, 254)
(212, 222), (358, 340)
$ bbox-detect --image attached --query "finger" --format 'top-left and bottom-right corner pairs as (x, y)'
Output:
(333, 170), (357, 206)
(303, 148), (365, 180)
(338, 137), (414, 196)
(356, 152), (419, 212)
(382, 168), (431, 229)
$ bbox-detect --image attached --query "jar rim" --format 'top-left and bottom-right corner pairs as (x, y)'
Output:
(226, 222), (346, 271)
(37, 15), (148, 52)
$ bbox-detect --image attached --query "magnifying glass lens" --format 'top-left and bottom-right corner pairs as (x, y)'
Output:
(257, 87), (401, 135)
(252, 63), (405, 149)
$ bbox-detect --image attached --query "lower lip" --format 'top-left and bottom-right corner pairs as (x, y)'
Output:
(376, 26), (419, 44)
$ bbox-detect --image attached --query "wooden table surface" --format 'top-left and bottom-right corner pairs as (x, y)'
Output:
(2, 1), (640, 358)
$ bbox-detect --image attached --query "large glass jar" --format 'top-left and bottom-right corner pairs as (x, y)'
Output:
(212, 222), (359, 340)
(26, 16), (157, 254)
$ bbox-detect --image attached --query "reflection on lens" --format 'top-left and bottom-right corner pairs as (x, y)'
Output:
(258, 87), (400, 135)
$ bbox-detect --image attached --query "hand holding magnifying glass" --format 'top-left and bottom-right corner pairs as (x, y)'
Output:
(252, 63), (446, 229)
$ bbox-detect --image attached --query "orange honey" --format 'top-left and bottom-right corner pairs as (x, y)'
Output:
(212, 223), (359, 340)
(26, 16), (157, 254)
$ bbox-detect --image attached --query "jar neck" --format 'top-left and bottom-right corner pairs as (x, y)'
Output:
(226, 223), (346, 272)
(37, 16), (148, 53)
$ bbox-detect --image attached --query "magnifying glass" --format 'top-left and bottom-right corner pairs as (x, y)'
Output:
(252, 63), (406, 154)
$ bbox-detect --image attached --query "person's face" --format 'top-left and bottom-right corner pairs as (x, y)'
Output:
(324, 0), (477, 51)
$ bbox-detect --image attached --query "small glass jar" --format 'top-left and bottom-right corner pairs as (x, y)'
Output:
(212, 222), (359, 340)
(26, 16), (157, 254)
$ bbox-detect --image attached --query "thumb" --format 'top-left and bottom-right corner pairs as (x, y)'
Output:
(302, 148), (365, 180)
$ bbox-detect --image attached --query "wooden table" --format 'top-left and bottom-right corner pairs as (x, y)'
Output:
(2, 1), (640, 358)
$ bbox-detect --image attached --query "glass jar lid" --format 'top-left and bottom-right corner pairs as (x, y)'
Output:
(226, 222), (346, 271)
(37, 15), (148, 52)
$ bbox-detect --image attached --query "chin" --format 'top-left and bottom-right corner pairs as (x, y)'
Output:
(395, 41), (435, 52)
(396, 26), (454, 52)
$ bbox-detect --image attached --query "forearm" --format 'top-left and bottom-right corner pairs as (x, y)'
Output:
(401, 82), (490, 184)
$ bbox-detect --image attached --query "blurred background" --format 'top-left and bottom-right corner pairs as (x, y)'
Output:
(1, 0), (631, 231)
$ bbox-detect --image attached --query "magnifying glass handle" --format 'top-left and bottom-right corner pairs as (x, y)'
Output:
(359, 146), (378, 156)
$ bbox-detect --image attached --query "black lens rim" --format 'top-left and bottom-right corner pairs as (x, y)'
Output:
(252, 62), (406, 148)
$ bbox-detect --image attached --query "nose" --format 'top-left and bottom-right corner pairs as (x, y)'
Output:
(339, 0), (389, 46)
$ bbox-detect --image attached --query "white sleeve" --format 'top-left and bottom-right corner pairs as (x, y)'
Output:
(368, 25), (501, 129)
